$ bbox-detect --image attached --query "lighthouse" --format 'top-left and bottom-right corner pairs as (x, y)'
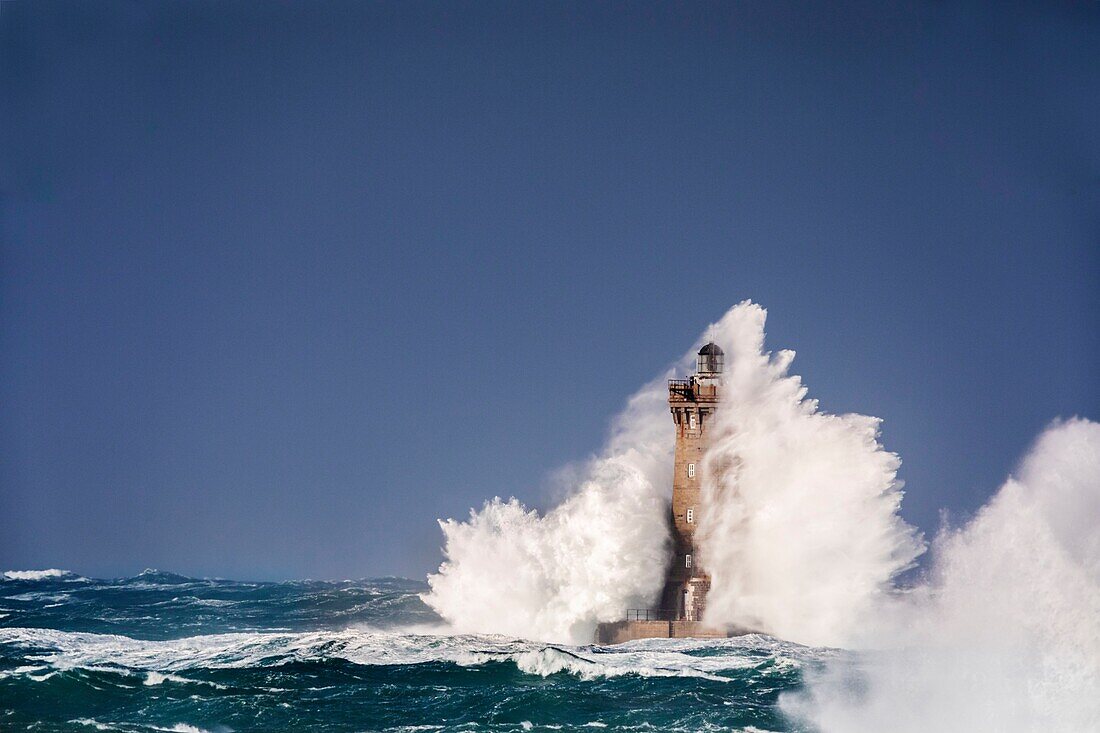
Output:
(595, 342), (739, 644)
(662, 341), (723, 622)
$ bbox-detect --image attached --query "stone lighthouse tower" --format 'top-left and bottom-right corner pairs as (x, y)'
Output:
(662, 342), (724, 622)
(595, 342), (732, 644)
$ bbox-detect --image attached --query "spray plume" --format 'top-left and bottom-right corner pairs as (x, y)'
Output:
(423, 371), (680, 643)
(785, 417), (1100, 732)
(697, 303), (925, 646)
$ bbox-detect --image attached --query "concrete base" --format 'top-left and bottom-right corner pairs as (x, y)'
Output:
(594, 619), (738, 644)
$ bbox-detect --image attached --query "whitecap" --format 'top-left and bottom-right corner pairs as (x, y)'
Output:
(3, 592), (71, 602)
(3, 569), (75, 581)
(144, 671), (226, 689)
(69, 719), (119, 731)
(0, 664), (50, 680)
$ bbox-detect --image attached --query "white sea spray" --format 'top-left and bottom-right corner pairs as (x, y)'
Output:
(422, 369), (683, 643)
(785, 417), (1100, 732)
(696, 303), (924, 646)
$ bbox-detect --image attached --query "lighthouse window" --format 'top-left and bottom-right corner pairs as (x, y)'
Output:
(687, 463), (695, 478)
(685, 554), (693, 568)
(686, 508), (694, 524)
(689, 413), (697, 429)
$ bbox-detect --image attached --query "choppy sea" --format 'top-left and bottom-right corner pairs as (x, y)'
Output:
(0, 570), (832, 732)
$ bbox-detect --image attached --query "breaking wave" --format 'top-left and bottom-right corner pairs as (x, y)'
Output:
(423, 372), (680, 643)
(785, 417), (1100, 732)
(697, 305), (924, 646)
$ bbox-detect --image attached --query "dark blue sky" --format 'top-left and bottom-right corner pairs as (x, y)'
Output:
(2, 1), (1097, 580)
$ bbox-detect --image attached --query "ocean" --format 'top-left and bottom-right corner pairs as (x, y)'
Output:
(0, 570), (826, 733)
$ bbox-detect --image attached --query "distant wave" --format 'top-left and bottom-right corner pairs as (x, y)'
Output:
(3, 569), (82, 581)
(70, 721), (216, 733)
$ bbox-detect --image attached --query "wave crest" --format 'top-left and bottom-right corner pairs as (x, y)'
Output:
(3, 569), (80, 581)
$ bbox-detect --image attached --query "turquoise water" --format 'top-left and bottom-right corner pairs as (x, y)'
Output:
(0, 571), (828, 732)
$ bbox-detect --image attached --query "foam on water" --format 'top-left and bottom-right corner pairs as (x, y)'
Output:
(67, 718), (220, 733)
(0, 626), (820, 683)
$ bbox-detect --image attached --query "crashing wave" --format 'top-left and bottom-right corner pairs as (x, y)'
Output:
(696, 303), (924, 646)
(785, 417), (1100, 732)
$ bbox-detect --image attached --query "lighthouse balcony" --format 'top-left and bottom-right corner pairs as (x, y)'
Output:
(668, 379), (720, 403)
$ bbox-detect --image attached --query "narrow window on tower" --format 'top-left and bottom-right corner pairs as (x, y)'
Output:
(686, 508), (694, 524)
(687, 463), (695, 478)
(685, 554), (693, 568)
(689, 412), (697, 429)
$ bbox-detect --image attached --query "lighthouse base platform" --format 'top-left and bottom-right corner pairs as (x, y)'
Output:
(594, 619), (741, 645)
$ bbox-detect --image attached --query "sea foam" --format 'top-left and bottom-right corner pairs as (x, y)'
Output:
(0, 625), (818, 682)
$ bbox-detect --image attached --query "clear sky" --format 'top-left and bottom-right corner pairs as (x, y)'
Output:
(2, 1), (1097, 581)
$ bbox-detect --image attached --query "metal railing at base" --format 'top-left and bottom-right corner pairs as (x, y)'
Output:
(625, 608), (675, 621)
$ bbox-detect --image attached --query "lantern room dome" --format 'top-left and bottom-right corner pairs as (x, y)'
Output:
(697, 342), (724, 375)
